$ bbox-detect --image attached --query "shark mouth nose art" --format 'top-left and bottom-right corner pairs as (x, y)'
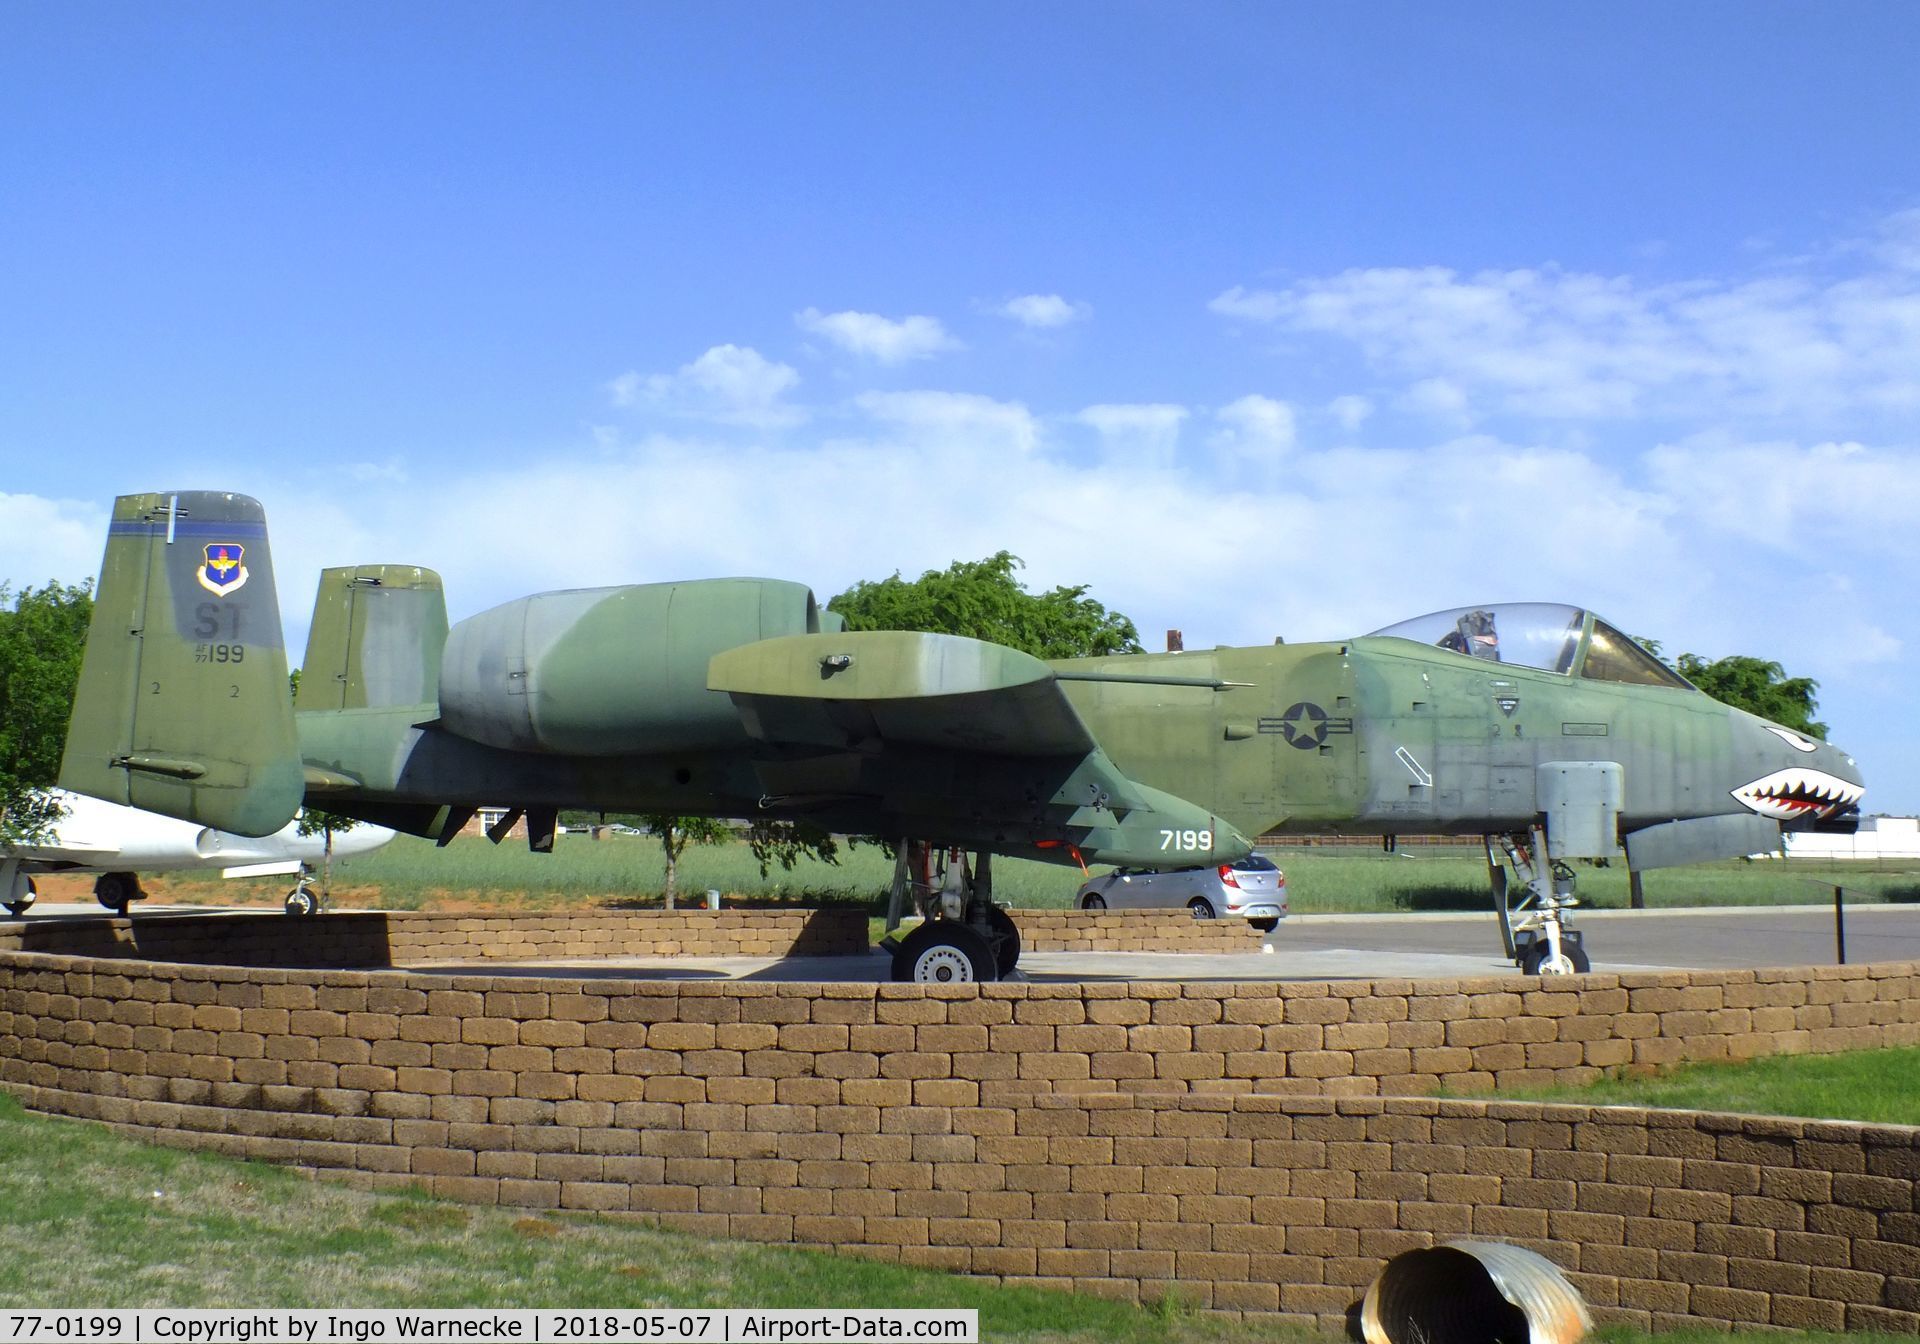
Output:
(1732, 768), (1864, 821)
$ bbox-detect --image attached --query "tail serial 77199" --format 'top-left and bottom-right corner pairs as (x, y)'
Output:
(59, 491), (1865, 980)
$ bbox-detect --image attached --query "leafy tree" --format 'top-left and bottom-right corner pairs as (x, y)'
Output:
(828, 551), (1142, 660)
(0, 582), (93, 847)
(638, 814), (731, 908)
(746, 819), (840, 878)
(1674, 654), (1826, 739)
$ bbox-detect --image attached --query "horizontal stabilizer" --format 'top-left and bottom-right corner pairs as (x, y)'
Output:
(710, 631), (1095, 757)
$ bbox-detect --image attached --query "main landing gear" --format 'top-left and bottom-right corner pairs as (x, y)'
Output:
(881, 842), (1021, 983)
(284, 866), (324, 916)
(1487, 828), (1590, 976)
(2, 867), (35, 918)
(94, 871), (146, 917)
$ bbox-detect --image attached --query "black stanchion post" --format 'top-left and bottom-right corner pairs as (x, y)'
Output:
(1834, 885), (1846, 966)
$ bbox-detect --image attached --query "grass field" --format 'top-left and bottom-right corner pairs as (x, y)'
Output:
(1500, 1043), (1920, 1125)
(141, 832), (1920, 917)
(0, 1092), (1910, 1344)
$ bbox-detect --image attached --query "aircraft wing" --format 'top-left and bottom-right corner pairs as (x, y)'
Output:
(709, 631), (1248, 866)
(11, 839), (122, 868)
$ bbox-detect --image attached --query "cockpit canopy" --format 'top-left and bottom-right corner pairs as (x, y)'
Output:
(1366, 603), (1693, 690)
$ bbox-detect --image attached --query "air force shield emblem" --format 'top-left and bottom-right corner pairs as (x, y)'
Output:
(196, 543), (249, 596)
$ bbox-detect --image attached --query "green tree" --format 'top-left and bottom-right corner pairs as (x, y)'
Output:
(828, 551), (1142, 660)
(746, 819), (840, 878)
(1675, 653), (1826, 739)
(0, 582), (94, 846)
(638, 814), (731, 908)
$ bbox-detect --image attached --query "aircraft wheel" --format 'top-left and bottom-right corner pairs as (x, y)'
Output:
(95, 871), (142, 916)
(985, 905), (1021, 977)
(1187, 898), (1216, 920)
(1080, 895), (1106, 911)
(284, 885), (320, 917)
(4, 876), (35, 918)
(1249, 917), (1278, 933)
(1522, 941), (1591, 976)
(891, 922), (996, 983)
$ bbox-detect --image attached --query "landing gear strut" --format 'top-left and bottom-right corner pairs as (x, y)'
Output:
(882, 841), (1021, 983)
(1488, 828), (1589, 976)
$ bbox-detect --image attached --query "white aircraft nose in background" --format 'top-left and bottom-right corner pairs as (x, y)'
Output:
(2, 789), (394, 916)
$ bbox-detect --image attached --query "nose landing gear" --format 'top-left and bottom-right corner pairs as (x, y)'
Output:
(1489, 828), (1590, 976)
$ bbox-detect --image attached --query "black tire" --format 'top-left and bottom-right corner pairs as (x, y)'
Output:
(4, 877), (35, 918)
(284, 886), (319, 917)
(1249, 917), (1278, 933)
(1187, 897), (1216, 920)
(890, 922), (996, 983)
(1522, 939), (1590, 976)
(985, 905), (1021, 977)
(95, 871), (142, 916)
(1080, 894), (1107, 911)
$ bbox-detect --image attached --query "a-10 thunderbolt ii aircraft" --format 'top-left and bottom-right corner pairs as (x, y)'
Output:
(59, 492), (1864, 980)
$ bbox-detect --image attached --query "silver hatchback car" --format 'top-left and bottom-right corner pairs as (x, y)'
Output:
(1075, 854), (1288, 931)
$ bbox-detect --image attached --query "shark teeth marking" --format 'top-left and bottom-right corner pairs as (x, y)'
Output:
(1731, 767), (1864, 822)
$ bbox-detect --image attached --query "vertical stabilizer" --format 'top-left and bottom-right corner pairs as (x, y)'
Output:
(296, 565), (447, 711)
(59, 492), (303, 836)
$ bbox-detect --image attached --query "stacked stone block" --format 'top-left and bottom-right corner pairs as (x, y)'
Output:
(0, 924), (1915, 1332)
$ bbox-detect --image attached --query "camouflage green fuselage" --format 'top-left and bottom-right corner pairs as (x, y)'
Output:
(61, 493), (1864, 874)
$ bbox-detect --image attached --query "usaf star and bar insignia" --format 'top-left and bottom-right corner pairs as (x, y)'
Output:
(1259, 701), (1355, 750)
(195, 543), (249, 596)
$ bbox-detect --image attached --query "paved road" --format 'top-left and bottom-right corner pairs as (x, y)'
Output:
(17, 901), (1919, 983)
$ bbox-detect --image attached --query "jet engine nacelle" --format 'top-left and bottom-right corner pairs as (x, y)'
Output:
(438, 578), (825, 756)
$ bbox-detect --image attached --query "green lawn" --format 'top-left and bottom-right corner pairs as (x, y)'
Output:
(265, 833), (1920, 917)
(0, 1093), (1909, 1344)
(1500, 1043), (1920, 1125)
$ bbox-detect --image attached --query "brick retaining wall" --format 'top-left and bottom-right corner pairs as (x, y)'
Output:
(0, 910), (870, 966)
(0, 909), (1255, 965)
(1012, 910), (1258, 952)
(0, 939), (1916, 1330)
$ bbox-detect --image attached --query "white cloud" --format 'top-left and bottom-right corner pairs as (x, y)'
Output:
(1327, 394), (1373, 432)
(1076, 403), (1188, 469)
(0, 492), (110, 590)
(1210, 244), (1920, 422)
(1643, 434), (1920, 558)
(993, 294), (1090, 328)
(348, 460), (409, 485)
(796, 308), (961, 363)
(609, 344), (803, 428)
(1208, 285), (1287, 322)
(854, 390), (1040, 456)
(1210, 394), (1295, 463)
(1403, 377), (1472, 424)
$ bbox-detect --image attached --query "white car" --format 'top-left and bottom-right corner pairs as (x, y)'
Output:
(1075, 854), (1288, 931)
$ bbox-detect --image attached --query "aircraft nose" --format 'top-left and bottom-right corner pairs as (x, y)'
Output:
(1729, 716), (1865, 823)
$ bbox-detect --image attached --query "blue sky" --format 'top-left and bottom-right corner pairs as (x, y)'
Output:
(3, 4), (1918, 810)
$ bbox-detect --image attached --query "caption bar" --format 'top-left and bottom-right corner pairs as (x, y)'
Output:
(0, 1312), (978, 1344)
